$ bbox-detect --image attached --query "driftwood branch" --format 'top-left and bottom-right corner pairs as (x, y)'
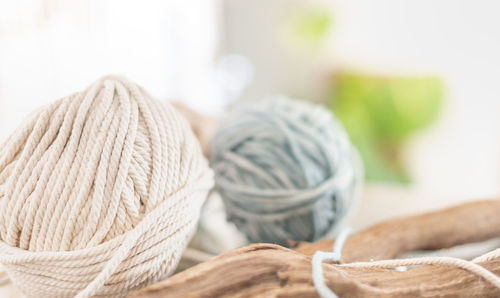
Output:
(131, 244), (500, 298)
(131, 199), (500, 297)
(171, 102), (217, 156)
(295, 199), (500, 262)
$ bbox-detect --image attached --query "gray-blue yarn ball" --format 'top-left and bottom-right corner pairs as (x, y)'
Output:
(210, 97), (363, 246)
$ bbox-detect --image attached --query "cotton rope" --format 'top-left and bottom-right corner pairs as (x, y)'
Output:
(0, 76), (214, 297)
(312, 227), (351, 298)
(211, 97), (363, 246)
(312, 230), (500, 297)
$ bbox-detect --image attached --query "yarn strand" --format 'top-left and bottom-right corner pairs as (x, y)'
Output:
(312, 227), (351, 298)
(343, 256), (500, 289)
(312, 230), (500, 297)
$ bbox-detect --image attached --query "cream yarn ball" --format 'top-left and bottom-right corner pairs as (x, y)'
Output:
(0, 76), (213, 297)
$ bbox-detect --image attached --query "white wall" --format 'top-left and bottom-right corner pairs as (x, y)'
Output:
(2, 0), (500, 198)
(0, 0), (220, 141)
(222, 0), (500, 198)
(330, 0), (500, 197)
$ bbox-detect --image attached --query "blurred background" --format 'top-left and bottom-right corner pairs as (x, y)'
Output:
(2, 0), (500, 199)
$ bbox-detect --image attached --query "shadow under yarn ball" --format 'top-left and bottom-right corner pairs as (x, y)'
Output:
(211, 97), (363, 246)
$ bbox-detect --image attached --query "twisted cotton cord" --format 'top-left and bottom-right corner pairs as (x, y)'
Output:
(312, 232), (500, 297)
(0, 76), (213, 297)
(312, 227), (351, 298)
(473, 248), (500, 263)
(343, 256), (500, 289)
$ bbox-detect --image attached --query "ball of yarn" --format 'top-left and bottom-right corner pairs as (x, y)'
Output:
(0, 76), (213, 297)
(211, 97), (362, 246)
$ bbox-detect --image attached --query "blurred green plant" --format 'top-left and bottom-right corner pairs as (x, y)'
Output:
(330, 72), (444, 183)
(287, 8), (334, 49)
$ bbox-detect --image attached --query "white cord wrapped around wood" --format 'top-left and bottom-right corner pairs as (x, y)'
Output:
(312, 230), (500, 297)
(0, 76), (213, 297)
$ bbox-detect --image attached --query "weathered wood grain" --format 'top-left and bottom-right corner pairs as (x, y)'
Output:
(130, 199), (500, 297)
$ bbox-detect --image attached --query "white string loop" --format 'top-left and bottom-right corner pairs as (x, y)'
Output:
(312, 229), (500, 297)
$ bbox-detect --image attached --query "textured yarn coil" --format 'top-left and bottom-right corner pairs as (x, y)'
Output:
(211, 97), (362, 246)
(0, 76), (213, 297)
